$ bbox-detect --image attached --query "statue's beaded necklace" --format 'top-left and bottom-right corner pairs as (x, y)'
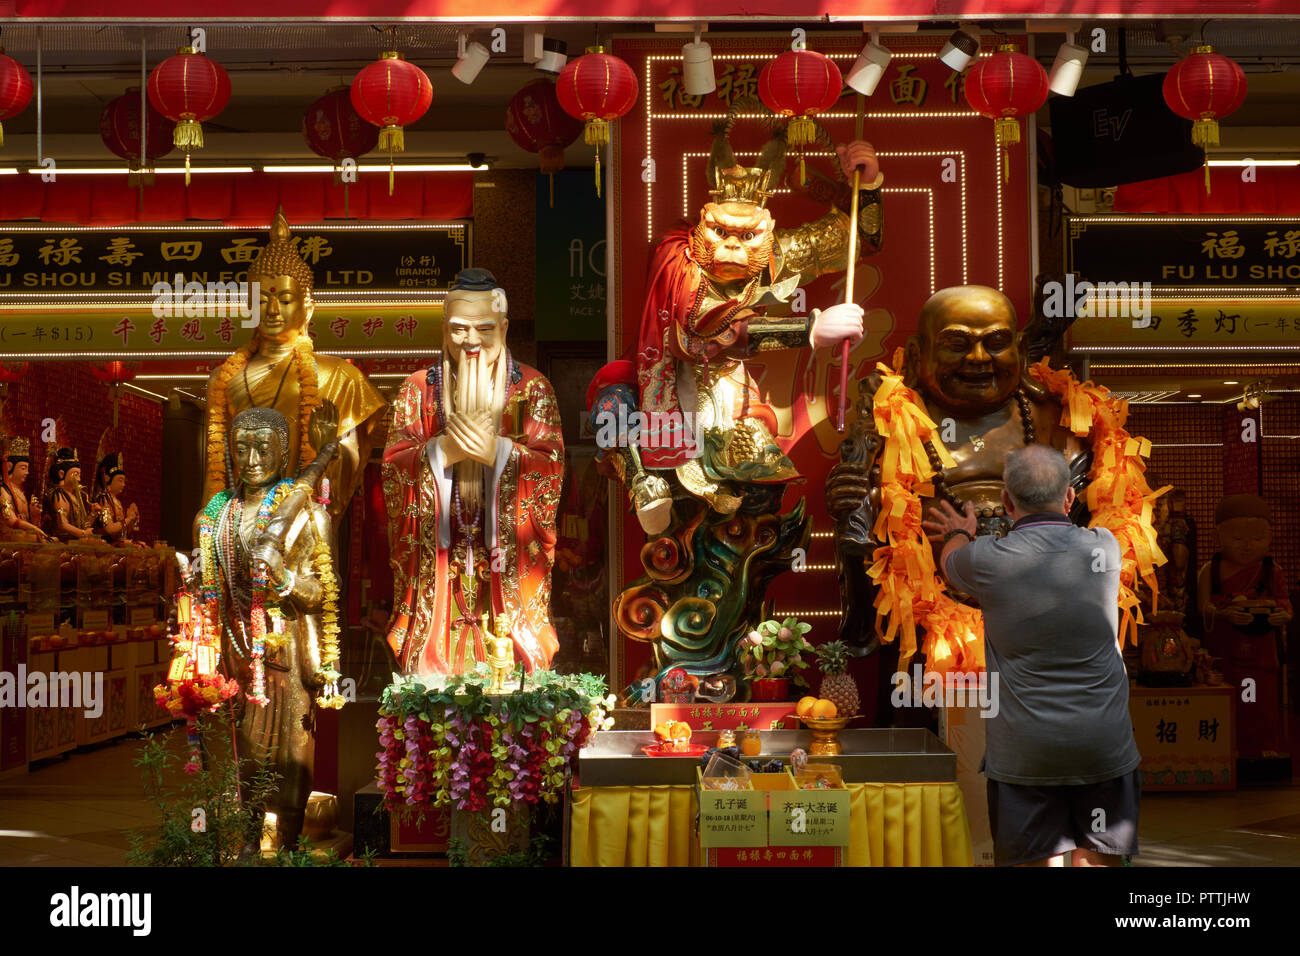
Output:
(207, 479), (293, 706)
(924, 389), (1035, 510)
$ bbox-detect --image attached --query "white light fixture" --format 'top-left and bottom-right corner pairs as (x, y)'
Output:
(938, 24), (980, 72)
(1223, 380), (1239, 384)
(682, 26), (715, 96)
(1186, 393), (1202, 398)
(0, 167), (18, 175)
(1207, 158), (1300, 167)
(846, 26), (893, 97)
(264, 163), (481, 173)
(452, 34), (490, 85)
(24, 165), (255, 174)
(1048, 30), (1089, 97)
(537, 37), (567, 75)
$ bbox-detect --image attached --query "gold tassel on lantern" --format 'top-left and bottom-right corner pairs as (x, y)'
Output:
(585, 119), (610, 198)
(994, 116), (1022, 183)
(1192, 117), (1220, 196)
(173, 117), (204, 150)
(0, 121), (5, 148)
(378, 125), (404, 152)
(379, 125), (404, 196)
(787, 115), (816, 147)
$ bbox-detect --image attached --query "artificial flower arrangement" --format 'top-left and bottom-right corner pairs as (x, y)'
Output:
(153, 673), (241, 773)
(737, 617), (815, 687)
(375, 668), (616, 813)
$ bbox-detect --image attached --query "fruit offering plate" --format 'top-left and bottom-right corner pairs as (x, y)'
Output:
(796, 714), (858, 730)
(641, 744), (712, 758)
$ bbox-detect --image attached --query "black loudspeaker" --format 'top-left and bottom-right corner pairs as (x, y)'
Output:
(1048, 72), (1204, 188)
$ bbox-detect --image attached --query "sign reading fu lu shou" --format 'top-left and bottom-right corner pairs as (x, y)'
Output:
(1067, 218), (1300, 287)
(0, 222), (469, 293)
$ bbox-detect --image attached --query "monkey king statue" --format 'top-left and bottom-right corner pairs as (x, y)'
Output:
(588, 116), (883, 693)
(203, 209), (386, 527)
(383, 268), (565, 676)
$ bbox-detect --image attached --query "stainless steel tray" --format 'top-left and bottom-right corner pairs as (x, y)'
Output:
(575, 728), (957, 787)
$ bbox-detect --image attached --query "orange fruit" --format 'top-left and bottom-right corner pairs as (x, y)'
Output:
(796, 696), (818, 717)
(811, 699), (838, 719)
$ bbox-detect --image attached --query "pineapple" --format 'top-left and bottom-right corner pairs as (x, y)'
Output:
(814, 641), (859, 717)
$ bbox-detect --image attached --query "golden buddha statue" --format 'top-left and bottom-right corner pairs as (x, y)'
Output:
(190, 405), (343, 855)
(202, 210), (386, 528)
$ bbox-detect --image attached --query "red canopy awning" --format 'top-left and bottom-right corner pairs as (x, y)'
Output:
(1114, 167), (1300, 215)
(12, 0), (1300, 18)
(0, 171), (473, 225)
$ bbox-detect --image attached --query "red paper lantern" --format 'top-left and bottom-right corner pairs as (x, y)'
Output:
(556, 46), (638, 196)
(1163, 45), (1247, 194)
(100, 88), (174, 184)
(147, 47), (231, 184)
(964, 43), (1050, 182)
(505, 79), (584, 206)
(0, 46), (33, 149)
(91, 362), (139, 427)
(0, 361), (27, 384)
(758, 50), (843, 149)
(350, 52), (433, 195)
(304, 86), (380, 166)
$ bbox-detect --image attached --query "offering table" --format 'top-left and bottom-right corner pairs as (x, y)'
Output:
(569, 728), (972, 867)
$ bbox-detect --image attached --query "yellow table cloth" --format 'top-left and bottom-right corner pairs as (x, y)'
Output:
(569, 781), (972, 867)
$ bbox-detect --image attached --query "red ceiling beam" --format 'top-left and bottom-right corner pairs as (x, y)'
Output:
(12, 0), (1300, 19)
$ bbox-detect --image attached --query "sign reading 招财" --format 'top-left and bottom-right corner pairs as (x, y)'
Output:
(1128, 686), (1235, 791)
(1067, 218), (1300, 287)
(0, 223), (469, 293)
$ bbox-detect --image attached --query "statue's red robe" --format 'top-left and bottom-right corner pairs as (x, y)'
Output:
(382, 354), (564, 675)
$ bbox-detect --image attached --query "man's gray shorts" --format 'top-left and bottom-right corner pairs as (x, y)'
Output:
(987, 768), (1141, 866)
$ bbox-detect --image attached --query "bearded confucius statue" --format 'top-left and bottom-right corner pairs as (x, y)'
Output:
(586, 112), (884, 697)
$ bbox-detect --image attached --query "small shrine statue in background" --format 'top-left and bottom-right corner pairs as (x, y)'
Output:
(43, 447), (97, 542)
(203, 209), (386, 527)
(1198, 494), (1291, 758)
(383, 268), (564, 676)
(92, 452), (142, 546)
(0, 437), (51, 541)
(190, 405), (343, 855)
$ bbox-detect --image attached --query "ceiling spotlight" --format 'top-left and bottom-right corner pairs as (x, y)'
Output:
(1048, 30), (1089, 97)
(537, 37), (568, 75)
(846, 27), (893, 97)
(452, 34), (490, 85)
(938, 24), (980, 72)
(682, 26), (715, 96)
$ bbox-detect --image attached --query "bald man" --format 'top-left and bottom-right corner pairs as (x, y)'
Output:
(924, 444), (1141, 868)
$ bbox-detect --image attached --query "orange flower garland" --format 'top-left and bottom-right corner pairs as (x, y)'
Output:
(867, 353), (1167, 674)
(205, 331), (321, 492)
(1027, 359), (1169, 647)
(865, 351), (985, 673)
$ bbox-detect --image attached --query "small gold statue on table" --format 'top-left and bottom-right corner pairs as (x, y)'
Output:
(484, 612), (516, 696)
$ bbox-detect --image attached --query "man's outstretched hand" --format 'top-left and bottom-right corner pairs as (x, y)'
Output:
(922, 499), (978, 543)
